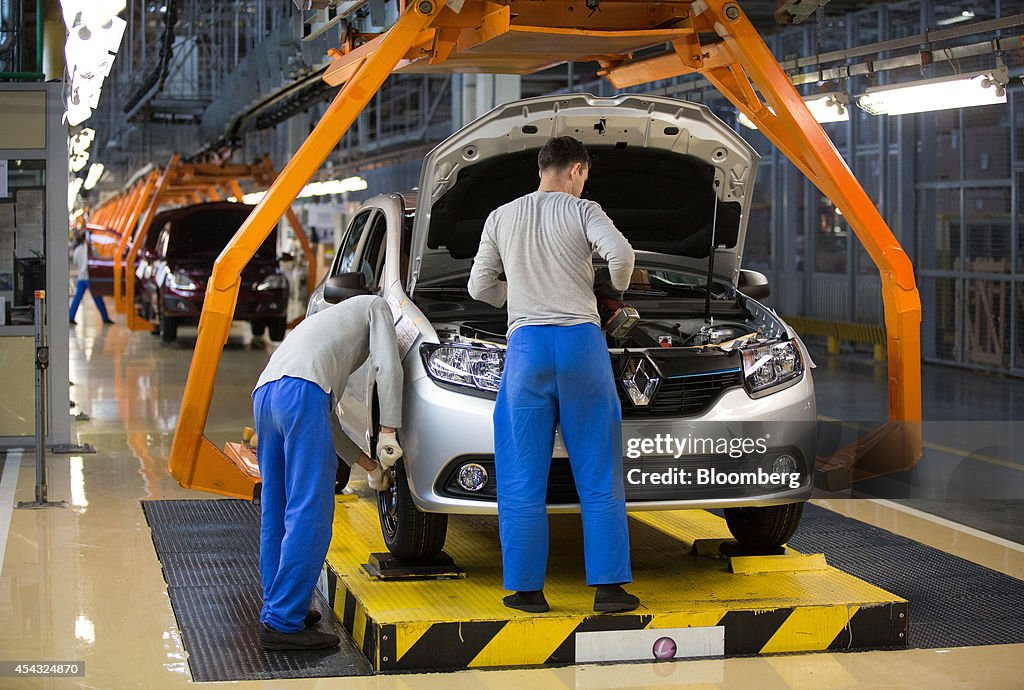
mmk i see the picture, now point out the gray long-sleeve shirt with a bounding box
[468,191,634,336]
[254,294,403,429]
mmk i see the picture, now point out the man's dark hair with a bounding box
[537,136,590,173]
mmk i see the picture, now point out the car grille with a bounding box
[617,369,744,418]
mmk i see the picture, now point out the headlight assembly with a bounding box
[256,274,287,291]
[167,270,199,291]
[421,343,505,393]
[740,340,803,396]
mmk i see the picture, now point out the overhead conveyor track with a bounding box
[168,0,922,499]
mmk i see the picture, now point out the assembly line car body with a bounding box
[307,94,817,560]
[135,201,289,343]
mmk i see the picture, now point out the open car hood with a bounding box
[409,94,758,292]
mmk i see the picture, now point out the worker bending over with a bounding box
[252,295,404,650]
[469,136,639,614]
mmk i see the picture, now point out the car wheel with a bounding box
[335,456,351,494]
[250,320,266,338]
[376,459,448,561]
[267,317,287,342]
[160,314,178,343]
[723,503,804,549]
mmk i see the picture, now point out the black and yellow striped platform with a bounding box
[319,492,907,672]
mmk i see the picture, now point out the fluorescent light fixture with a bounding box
[857,68,1008,116]
[69,177,85,211]
[83,163,105,190]
[64,100,93,127]
[69,128,95,156]
[61,0,126,30]
[936,10,975,27]
[61,1,125,125]
[69,149,90,173]
[299,177,369,197]
[802,92,849,123]
[236,177,369,205]
[737,92,849,130]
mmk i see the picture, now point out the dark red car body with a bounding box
[133,202,288,342]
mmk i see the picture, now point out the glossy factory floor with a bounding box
[0,307,1023,688]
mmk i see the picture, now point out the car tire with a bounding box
[723,503,804,549]
[250,320,266,338]
[376,459,448,561]
[335,457,351,494]
[160,315,178,343]
[267,318,287,342]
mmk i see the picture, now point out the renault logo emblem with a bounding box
[621,356,660,407]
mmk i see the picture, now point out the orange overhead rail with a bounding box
[111,157,318,332]
[169,0,922,499]
[112,173,158,313]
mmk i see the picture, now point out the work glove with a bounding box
[366,464,391,492]
[376,431,403,469]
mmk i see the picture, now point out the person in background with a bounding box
[69,231,114,326]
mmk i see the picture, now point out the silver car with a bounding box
[308,94,817,560]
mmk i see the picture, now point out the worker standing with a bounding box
[69,232,114,326]
[469,136,639,614]
[252,294,405,650]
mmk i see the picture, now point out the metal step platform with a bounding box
[320,494,908,673]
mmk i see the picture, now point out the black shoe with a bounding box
[102,319,115,325]
[259,623,339,651]
[69,320,77,326]
[304,609,321,626]
[594,584,640,613]
[503,590,549,613]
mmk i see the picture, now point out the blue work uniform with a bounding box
[468,190,636,591]
[252,295,402,632]
[69,242,111,323]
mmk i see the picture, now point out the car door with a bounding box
[306,207,375,317]
[335,208,389,453]
[85,225,119,296]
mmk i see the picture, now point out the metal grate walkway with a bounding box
[142,499,372,682]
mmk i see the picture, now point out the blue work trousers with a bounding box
[252,376,337,632]
[69,279,110,322]
[493,323,631,591]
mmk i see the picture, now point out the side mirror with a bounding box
[324,272,370,304]
[738,269,770,300]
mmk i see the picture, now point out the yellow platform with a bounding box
[321,488,908,672]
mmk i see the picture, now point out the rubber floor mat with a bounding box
[142,499,372,682]
[789,503,1024,649]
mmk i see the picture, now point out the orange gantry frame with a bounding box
[96,157,318,333]
[170,0,923,499]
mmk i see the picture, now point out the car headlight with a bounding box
[255,274,287,291]
[421,343,505,393]
[167,271,199,291]
[740,340,803,396]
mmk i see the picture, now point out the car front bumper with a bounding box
[400,370,817,515]
[161,287,287,320]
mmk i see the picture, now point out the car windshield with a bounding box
[166,206,276,258]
